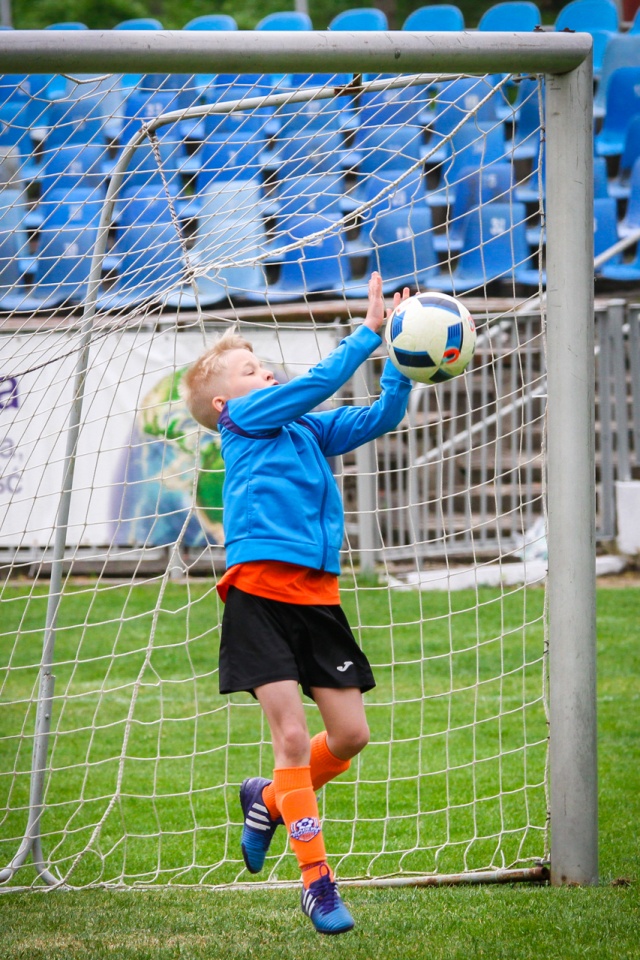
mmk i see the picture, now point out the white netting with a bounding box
[0,69,549,889]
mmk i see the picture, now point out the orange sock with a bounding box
[262,732,351,820]
[273,765,332,887]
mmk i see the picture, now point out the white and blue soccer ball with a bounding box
[385,292,477,384]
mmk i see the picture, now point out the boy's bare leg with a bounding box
[241,680,354,933]
[311,686,370,761]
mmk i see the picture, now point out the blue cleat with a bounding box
[301,865,355,935]
[239,776,282,874]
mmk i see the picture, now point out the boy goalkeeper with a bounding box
[182,272,411,935]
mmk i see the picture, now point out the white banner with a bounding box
[0,325,339,548]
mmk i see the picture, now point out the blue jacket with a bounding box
[218,324,412,574]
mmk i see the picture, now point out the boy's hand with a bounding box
[363,271,411,334]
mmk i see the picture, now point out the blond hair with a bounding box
[181,327,253,430]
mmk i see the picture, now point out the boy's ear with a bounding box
[212,396,226,414]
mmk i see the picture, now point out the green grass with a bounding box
[0,584,638,958]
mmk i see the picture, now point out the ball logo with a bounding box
[443,347,461,364]
[290,817,321,842]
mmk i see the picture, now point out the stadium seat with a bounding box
[356,81,431,131]
[402,5,465,30]
[114,19,165,92]
[594,67,640,157]
[344,204,447,297]
[477,1,541,31]
[618,157,640,237]
[183,15,238,99]
[96,188,186,311]
[328,8,388,30]
[26,142,108,229]
[345,124,425,182]
[590,29,616,80]
[433,161,515,253]
[554,0,619,33]
[272,85,351,140]
[256,12,313,29]
[506,77,543,161]
[428,122,508,208]
[593,34,640,119]
[0,188,101,312]
[346,168,427,252]
[630,7,640,32]
[266,172,347,221]
[433,200,540,293]
[425,76,501,163]
[264,128,347,187]
[168,179,268,308]
[189,128,269,200]
[608,115,640,199]
[593,196,621,259]
[266,213,349,301]
[0,188,35,306]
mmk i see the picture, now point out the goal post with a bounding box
[0,29,596,890]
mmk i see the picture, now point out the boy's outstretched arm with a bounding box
[224,273,409,434]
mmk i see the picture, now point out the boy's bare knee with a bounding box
[275,723,310,767]
[331,723,370,760]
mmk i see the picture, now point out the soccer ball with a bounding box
[385,292,477,384]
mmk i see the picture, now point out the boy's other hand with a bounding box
[363,272,411,334]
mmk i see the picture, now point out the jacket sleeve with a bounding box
[302,358,412,457]
[224,324,383,435]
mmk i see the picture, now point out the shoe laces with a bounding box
[309,865,339,914]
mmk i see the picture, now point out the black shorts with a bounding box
[219,586,376,700]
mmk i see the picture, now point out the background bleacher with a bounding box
[0,2,638,311]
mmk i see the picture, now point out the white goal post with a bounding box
[0,29,596,891]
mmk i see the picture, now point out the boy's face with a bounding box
[212,348,276,414]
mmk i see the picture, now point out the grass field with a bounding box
[0,582,638,958]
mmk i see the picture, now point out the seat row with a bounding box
[2,158,637,318]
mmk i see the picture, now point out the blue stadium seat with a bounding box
[593,35,640,119]
[328,8,388,30]
[593,196,620,260]
[196,76,279,142]
[590,29,616,80]
[264,128,347,186]
[506,77,543,161]
[267,172,347,221]
[345,124,425,182]
[0,188,35,306]
[433,161,514,253]
[403,5,465,30]
[183,15,238,100]
[424,77,501,164]
[346,169,427,252]
[608,115,640,199]
[431,200,539,294]
[97,189,186,311]
[256,12,312,29]
[344,204,447,298]
[357,82,431,131]
[630,7,640,32]
[192,128,269,199]
[169,180,268,308]
[266,214,349,301]
[477,1,541,31]
[114,19,165,92]
[594,67,640,157]
[428,122,508,208]
[26,142,108,228]
[555,0,619,33]
[618,157,640,237]
[0,188,101,311]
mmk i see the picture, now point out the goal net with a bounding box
[0,39,593,890]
